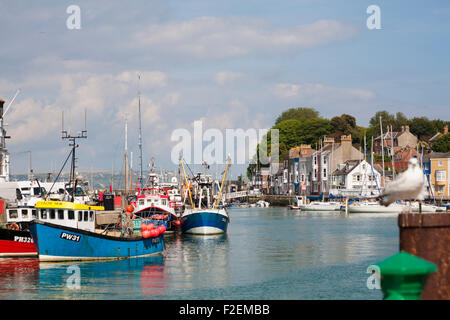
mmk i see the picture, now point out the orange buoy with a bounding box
[148,223,155,230]
[142,230,150,239]
[126,205,134,213]
[158,225,166,234]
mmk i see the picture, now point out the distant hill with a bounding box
[10,170,180,190]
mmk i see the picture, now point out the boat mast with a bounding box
[390,125,395,180]
[379,116,385,188]
[124,117,128,197]
[214,156,231,209]
[180,158,195,209]
[137,74,143,188]
[61,109,87,202]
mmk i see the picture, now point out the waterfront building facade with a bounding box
[329,159,382,197]
[423,152,450,198]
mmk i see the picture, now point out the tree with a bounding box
[330,114,356,135]
[275,107,319,125]
[409,117,435,139]
[432,134,450,153]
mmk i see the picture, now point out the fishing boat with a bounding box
[29,200,164,261]
[27,118,164,262]
[179,159,230,235]
[130,163,181,231]
[299,201,341,211]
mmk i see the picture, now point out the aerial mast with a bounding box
[137,74,143,188]
[61,109,88,202]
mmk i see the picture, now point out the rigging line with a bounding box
[45,148,74,199]
[183,159,195,179]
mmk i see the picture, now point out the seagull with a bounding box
[378,157,425,207]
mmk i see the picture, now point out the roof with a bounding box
[35,200,104,211]
[333,159,383,176]
[423,151,450,160]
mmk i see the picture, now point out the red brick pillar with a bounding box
[398,213,450,300]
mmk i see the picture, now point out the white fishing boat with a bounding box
[299,201,341,211]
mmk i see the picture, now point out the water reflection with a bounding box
[0,258,39,299]
[163,233,230,291]
[37,255,165,299]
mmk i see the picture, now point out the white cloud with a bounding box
[213,71,244,86]
[273,82,375,102]
[134,17,357,59]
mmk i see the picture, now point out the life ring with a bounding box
[9,223,19,231]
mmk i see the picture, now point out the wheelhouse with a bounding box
[35,201,104,232]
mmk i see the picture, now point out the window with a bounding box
[49,209,56,219]
[89,211,94,221]
[40,209,47,219]
[84,211,88,221]
[32,209,37,218]
[139,199,144,206]
[9,210,18,219]
[323,169,327,178]
[68,210,75,220]
[314,157,317,165]
[58,210,64,220]
[438,185,444,193]
[21,209,28,219]
[78,211,83,221]
[436,170,446,182]
[314,169,317,178]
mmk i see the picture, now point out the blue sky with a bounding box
[0,0,449,178]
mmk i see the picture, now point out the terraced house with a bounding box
[423,152,450,198]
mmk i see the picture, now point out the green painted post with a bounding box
[372,251,437,300]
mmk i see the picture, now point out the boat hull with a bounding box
[347,204,405,214]
[29,221,164,262]
[181,209,229,235]
[0,228,37,257]
[299,205,340,211]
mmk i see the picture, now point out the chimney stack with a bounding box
[323,137,334,147]
[340,135,352,144]
[444,125,448,135]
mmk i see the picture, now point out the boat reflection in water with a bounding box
[37,255,166,299]
[0,258,39,299]
[164,233,230,292]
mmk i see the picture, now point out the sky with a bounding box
[1,0,449,178]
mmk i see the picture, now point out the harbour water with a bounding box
[0,207,398,300]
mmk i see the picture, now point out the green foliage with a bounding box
[432,133,450,153]
[275,107,319,125]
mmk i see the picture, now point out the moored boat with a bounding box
[29,200,164,261]
[179,159,230,235]
[181,208,229,235]
[299,201,341,211]
[347,201,405,214]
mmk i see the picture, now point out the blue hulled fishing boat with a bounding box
[179,159,230,235]
[29,201,164,262]
[28,120,164,262]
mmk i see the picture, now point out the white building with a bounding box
[330,159,382,197]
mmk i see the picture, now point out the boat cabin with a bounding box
[6,207,38,223]
[34,201,104,232]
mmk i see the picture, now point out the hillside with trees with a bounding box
[247,107,450,178]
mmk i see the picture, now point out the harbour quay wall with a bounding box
[248,195,292,207]
[398,213,450,300]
